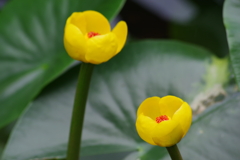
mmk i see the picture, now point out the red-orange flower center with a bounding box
[156,115,169,123]
[88,31,101,38]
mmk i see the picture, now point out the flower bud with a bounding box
[136,96,192,147]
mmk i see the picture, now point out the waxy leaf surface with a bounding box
[2,40,229,160]
[224,0,240,88]
[0,0,125,128]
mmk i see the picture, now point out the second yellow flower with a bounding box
[136,96,192,147]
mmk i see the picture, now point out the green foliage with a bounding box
[224,0,240,88]
[2,41,229,160]
[0,0,240,159]
[0,0,125,128]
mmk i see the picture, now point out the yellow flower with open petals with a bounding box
[136,96,192,147]
[63,10,128,64]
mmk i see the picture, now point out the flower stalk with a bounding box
[166,144,183,160]
[66,63,94,160]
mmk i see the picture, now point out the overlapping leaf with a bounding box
[2,40,229,160]
[224,0,240,88]
[0,0,125,128]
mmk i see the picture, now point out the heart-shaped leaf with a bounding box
[2,40,229,160]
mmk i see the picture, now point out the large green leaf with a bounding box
[2,40,229,160]
[224,0,240,88]
[0,0,125,128]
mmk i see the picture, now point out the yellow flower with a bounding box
[136,96,192,147]
[63,10,128,64]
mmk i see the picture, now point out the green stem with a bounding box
[166,144,183,160]
[66,63,94,160]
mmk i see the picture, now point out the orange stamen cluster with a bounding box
[88,31,100,38]
[156,115,169,123]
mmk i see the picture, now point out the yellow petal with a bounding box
[83,10,111,35]
[172,102,192,137]
[152,120,184,147]
[85,32,118,64]
[64,24,87,62]
[136,114,158,145]
[112,21,128,53]
[159,95,184,118]
[137,97,161,120]
[68,12,87,35]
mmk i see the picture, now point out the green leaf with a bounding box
[188,93,240,160]
[0,0,125,128]
[2,40,229,160]
[223,0,240,88]
[0,123,14,158]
